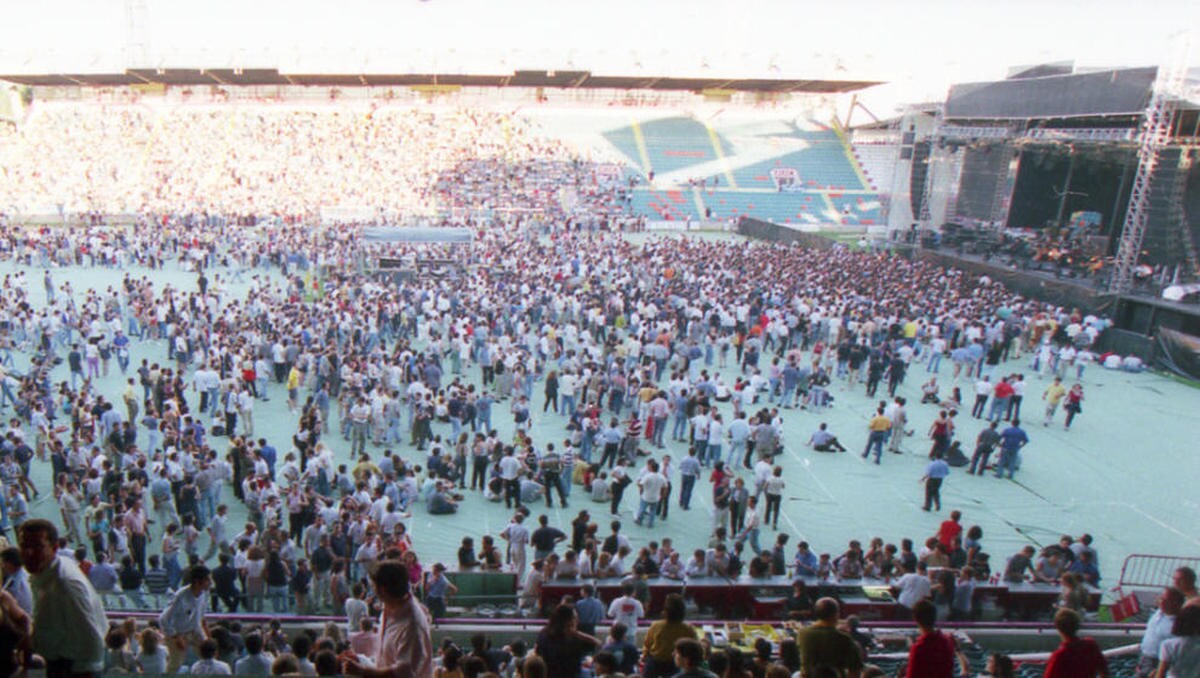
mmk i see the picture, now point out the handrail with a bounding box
[100,610,1147,632]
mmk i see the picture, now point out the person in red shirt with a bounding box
[1044,608,1109,678]
[905,599,967,678]
[937,510,963,550]
[989,377,1015,422]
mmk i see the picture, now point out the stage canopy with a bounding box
[945,67,1157,120]
[361,227,473,244]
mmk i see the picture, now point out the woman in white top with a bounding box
[1156,605,1200,677]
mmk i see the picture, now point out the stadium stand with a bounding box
[851,141,899,192]
[592,114,884,226]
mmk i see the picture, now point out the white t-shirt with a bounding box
[498,456,522,480]
[1159,636,1200,677]
[896,572,932,608]
[764,476,786,495]
[639,472,667,503]
[607,595,644,630]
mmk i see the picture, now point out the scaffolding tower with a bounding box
[916,108,943,233]
[1109,46,1191,293]
[1170,151,1199,275]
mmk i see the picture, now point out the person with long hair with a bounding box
[642,593,698,678]
[533,603,598,677]
[986,653,1015,678]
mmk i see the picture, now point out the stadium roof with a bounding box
[0,68,877,93]
[0,0,1196,110]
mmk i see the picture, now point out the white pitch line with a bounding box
[787,448,838,503]
[1126,503,1200,548]
[779,503,806,543]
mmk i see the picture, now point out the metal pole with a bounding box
[1109,157,1132,237]
[1054,150,1076,229]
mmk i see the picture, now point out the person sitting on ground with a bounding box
[427,481,459,515]
[921,378,940,404]
[590,472,611,503]
[807,423,846,453]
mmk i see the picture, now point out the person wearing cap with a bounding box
[159,563,213,672]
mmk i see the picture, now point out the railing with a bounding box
[939,125,1014,140]
[1025,127,1139,143]
[1116,553,1200,592]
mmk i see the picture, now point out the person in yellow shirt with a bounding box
[862,408,892,464]
[286,364,303,412]
[1042,376,1066,426]
[641,594,698,677]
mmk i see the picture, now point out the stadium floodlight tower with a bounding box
[1109,39,1191,294]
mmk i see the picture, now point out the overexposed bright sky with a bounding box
[1,0,1197,111]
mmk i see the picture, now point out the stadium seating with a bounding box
[601,115,881,226]
[630,187,702,222]
[851,142,899,192]
[602,116,727,178]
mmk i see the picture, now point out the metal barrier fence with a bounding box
[1116,553,1200,592]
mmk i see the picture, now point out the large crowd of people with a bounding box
[0,100,1181,678]
[0,103,634,221]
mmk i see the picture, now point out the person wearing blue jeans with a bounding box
[862,430,887,463]
[671,393,689,441]
[861,408,891,464]
[677,450,701,510]
[736,496,763,555]
[995,420,1029,479]
[633,460,667,529]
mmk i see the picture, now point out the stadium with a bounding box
[0,1,1199,677]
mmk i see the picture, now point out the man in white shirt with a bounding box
[160,565,213,672]
[194,365,221,416]
[1136,587,1183,676]
[895,562,933,610]
[607,581,645,638]
[971,376,993,419]
[752,458,773,499]
[633,460,667,529]
[689,408,710,466]
[500,513,530,579]
[20,519,108,677]
[498,450,524,509]
[705,414,724,469]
